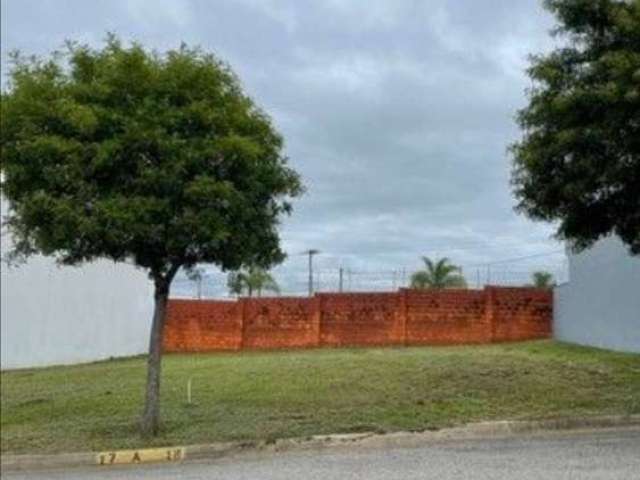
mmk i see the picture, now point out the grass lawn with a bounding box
[2,340,639,454]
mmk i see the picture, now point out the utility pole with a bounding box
[304,249,320,297]
[339,267,344,293]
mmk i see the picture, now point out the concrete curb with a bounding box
[3,415,640,472]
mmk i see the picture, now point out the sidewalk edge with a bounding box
[3,415,639,472]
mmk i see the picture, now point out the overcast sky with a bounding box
[1,0,567,294]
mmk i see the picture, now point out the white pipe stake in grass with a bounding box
[187,377,192,404]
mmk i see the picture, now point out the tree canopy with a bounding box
[511,0,640,254]
[0,36,302,434]
[1,36,302,275]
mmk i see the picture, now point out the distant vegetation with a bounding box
[530,271,555,289]
[185,267,206,299]
[410,257,467,289]
[227,267,280,297]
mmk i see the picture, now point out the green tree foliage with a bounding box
[0,36,302,434]
[410,257,467,289]
[227,266,280,297]
[511,0,640,254]
[530,270,556,289]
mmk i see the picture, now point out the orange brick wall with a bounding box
[491,287,552,341]
[163,287,552,352]
[243,297,319,349]
[164,299,242,351]
[318,293,405,347]
[405,289,491,344]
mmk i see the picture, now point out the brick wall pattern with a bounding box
[163,287,552,352]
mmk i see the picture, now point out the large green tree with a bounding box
[0,37,302,434]
[410,257,467,289]
[511,0,640,254]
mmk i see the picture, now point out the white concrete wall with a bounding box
[1,198,154,369]
[554,236,640,353]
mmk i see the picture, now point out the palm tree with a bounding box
[410,257,467,289]
[185,266,205,299]
[530,271,555,289]
[227,266,280,297]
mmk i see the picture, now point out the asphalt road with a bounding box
[4,429,640,480]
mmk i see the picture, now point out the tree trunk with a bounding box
[141,278,170,436]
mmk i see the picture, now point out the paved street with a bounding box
[4,428,640,480]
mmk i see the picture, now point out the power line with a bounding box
[465,250,565,267]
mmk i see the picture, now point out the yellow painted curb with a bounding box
[3,415,639,472]
[96,446,185,466]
